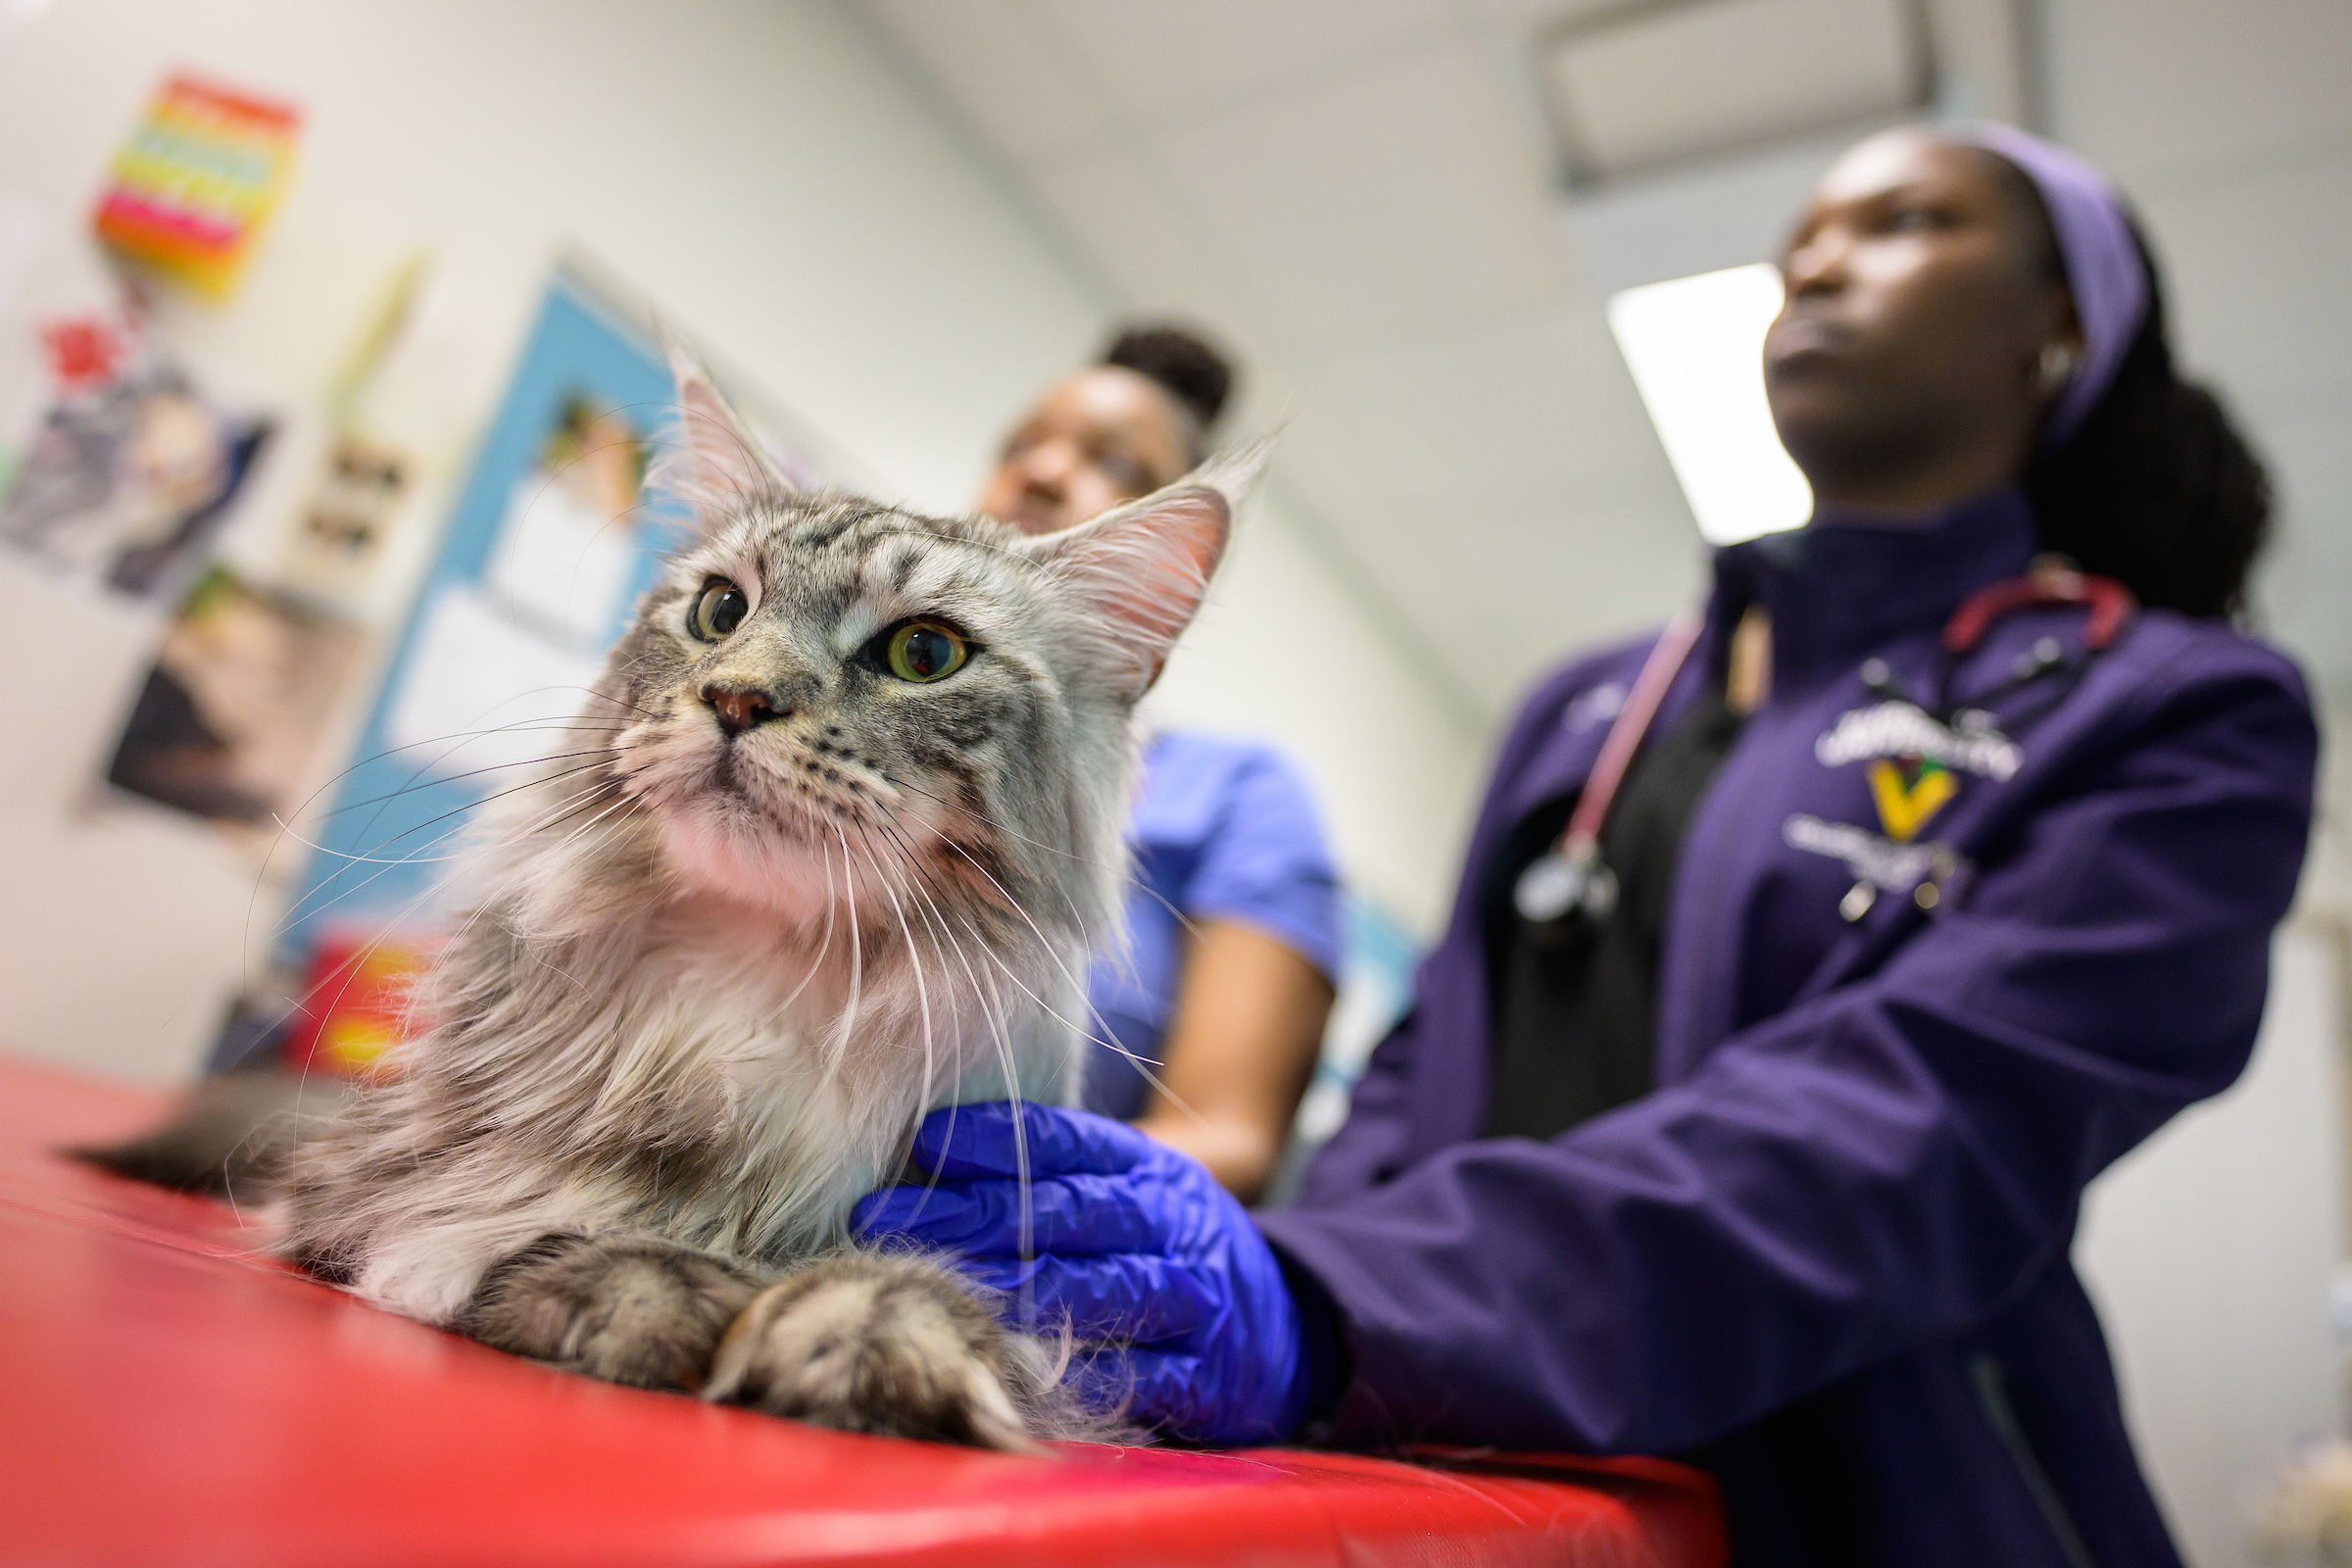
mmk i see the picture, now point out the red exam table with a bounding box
[0,1055,1725,1567]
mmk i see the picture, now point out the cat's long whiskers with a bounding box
[321,757,627,867]
[515,789,644,885]
[922,858,1203,1134]
[267,711,635,845]
[928,835,1191,1111]
[303,736,638,825]
[868,808,1182,1124]
[882,837,984,1120]
[283,747,630,899]
[895,856,1062,1326]
[266,759,628,934]
[850,823,1046,1292]
[262,770,597,948]
[885,769,1206,948]
[262,753,657,1045]
[264,817,475,943]
[876,838,1010,1224]
[327,698,643,889]
[239,710,638,999]
[828,826,866,1079]
[547,767,678,868]
[518,777,640,843]
[855,822,940,1124]
[929,902,1049,1315]
[873,774,1196,1059]
[268,753,640,866]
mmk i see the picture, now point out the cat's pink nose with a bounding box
[702,683,783,738]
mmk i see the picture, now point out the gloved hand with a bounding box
[852,1101,1311,1446]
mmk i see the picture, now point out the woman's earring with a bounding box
[2037,341,2080,394]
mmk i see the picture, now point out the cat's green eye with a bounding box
[692,579,749,641]
[885,619,969,683]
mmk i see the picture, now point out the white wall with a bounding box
[1149,491,1482,932]
[2073,695,2352,1566]
[2077,924,2349,1567]
[0,0,1480,1083]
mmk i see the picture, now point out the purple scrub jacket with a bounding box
[1257,491,2317,1566]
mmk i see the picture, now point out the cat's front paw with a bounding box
[703,1252,1039,1452]
[464,1232,764,1392]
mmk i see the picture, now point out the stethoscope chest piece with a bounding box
[1515,840,1618,925]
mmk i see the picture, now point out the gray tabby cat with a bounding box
[239,357,1245,1449]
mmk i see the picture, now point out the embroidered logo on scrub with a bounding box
[1815,701,2023,780]
[1784,813,1967,920]
[1817,700,2021,843]
[1865,759,1955,842]
[1784,814,1946,894]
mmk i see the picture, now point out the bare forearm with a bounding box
[1133,919,1333,1205]
[1134,1107,1283,1204]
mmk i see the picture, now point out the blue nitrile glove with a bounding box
[852,1102,1311,1446]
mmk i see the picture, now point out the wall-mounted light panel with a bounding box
[1606,262,1811,545]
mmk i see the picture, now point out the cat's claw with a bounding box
[464,1232,763,1392]
[704,1252,1039,1453]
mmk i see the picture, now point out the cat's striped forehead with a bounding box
[657,491,1047,640]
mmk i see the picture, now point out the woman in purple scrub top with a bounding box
[974,325,1342,1204]
[865,126,2316,1566]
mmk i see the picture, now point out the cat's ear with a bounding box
[1022,435,1269,700]
[658,343,792,528]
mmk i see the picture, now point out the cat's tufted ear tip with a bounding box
[1022,459,1241,703]
[663,336,717,402]
[1182,429,1279,521]
[655,338,793,525]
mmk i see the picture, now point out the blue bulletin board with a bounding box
[272,270,686,965]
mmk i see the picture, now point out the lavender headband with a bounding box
[1953,122,2149,445]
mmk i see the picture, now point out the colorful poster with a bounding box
[93,74,300,301]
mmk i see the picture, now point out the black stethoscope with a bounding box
[1511,561,2135,927]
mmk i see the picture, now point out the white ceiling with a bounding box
[861,0,2352,718]
[1544,0,1921,179]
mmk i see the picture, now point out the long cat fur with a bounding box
[90,354,1258,1451]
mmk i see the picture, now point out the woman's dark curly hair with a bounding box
[1102,324,1237,463]
[2011,212,2272,620]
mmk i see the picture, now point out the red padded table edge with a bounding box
[0,1054,1725,1568]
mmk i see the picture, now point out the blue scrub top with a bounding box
[1080,731,1344,1121]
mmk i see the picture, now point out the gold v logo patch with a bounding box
[1867,758,1957,843]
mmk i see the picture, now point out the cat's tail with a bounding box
[72,1065,349,1203]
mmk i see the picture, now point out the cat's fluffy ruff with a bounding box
[278,358,1259,1446]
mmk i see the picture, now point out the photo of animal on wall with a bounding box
[101,565,362,845]
[0,311,271,603]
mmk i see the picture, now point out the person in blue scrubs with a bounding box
[866,128,2317,1564]
[975,325,1343,1201]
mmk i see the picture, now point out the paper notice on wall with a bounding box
[483,471,635,646]
[385,584,607,782]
